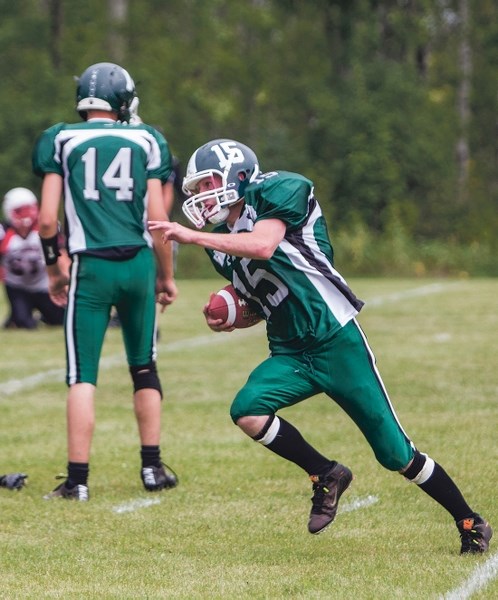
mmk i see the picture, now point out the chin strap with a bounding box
[206,206,230,225]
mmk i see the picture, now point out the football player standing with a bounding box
[32,63,179,500]
[149,138,492,554]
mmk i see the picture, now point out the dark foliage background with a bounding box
[1,0,497,275]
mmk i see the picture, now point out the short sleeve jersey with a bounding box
[0,227,48,291]
[32,120,171,255]
[206,171,364,353]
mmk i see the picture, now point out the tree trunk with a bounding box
[456,0,471,204]
[108,0,128,64]
[48,0,63,70]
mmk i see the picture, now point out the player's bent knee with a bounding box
[230,406,241,423]
[129,363,162,397]
[236,415,258,429]
[230,388,269,423]
[235,415,276,441]
[374,448,414,472]
[251,415,279,445]
[230,396,252,423]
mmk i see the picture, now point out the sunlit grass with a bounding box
[0,278,496,599]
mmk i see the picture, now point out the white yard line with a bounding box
[364,281,460,308]
[112,497,162,514]
[441,553,498,600]
[338,493,498,600]
[338,495,379,513]
[0,281,462,397]
[0,329,255,397]
[111,493,379,516]
[1,368,66,396]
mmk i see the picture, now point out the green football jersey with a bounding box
[32,119,171,255]
[206,170,364,353]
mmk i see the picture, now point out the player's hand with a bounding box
[48,272,70,307]
[156,276,178,312]
[148,221,196,245]
[202,295,235,332]
[0,473,28,490]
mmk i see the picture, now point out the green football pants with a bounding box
[230,318,415,471]
[65,248,158,386]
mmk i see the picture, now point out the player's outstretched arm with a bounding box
[149,218,286,260]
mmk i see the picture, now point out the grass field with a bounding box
[0,277,496,599]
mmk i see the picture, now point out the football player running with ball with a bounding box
[32,63,179,500]
[149,138,492,554]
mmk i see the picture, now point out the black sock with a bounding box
[418,462,474,522]
[141,445,162,468]
[261,417,333,476]
[67,462,89,488]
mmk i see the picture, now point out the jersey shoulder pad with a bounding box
[246,171,313,228]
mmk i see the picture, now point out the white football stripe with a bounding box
[216,288,236,326]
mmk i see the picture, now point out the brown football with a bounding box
[207,284,262,328]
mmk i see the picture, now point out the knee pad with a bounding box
[402,450,435,484]
[129,363,162,398]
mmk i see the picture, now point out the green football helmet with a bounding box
[76,62,136,122]
[182,139,260,228]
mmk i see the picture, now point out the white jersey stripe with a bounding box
[281,236,359,326]
[66,254,79,385]
[279,204,359,326]
[351,317,414,445]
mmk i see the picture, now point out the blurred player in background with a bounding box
[1,187,67,329]
[149,138,492,555]
[32,62,178,501]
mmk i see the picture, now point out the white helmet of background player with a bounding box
[3,187,38,230]
[182,139,260,228]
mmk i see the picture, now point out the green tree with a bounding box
[0,0,496,273]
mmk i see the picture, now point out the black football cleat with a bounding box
[457,515,493,554]
[44,478,89,501]
[141,463,178,492]
[308,462,353,534]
